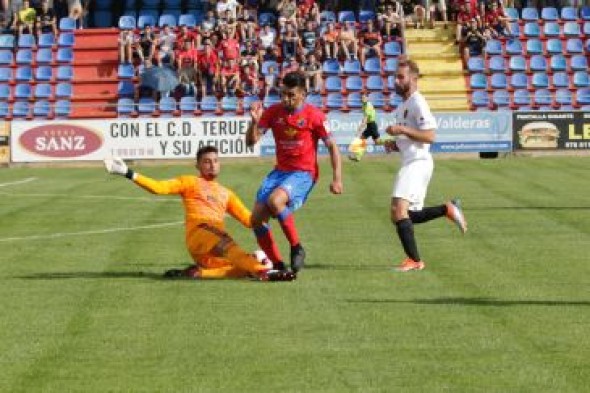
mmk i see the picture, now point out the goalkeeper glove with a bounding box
[104,156,136,180]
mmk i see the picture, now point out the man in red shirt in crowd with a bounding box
[176,24,198,49]
[175,40,198,71]
[219,30,240,61]
[484,1,511,37]
[455,2,477,44]
[245,71,343,274]
[220,58,240,95]
[197,39,219,97]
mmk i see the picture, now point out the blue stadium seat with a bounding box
[543,22,560,37]
[359,10,376,23]
[513,89,531,107]
[571,55,588,71]
[566,38,583,54]
[34,83,52,99]
[510,73,528,89]
[343,59,361,74]
[323,59,340,75]
[552,72,570,88]
[137,13,157,28]
[563,21,580,37]
[56,82,72,98]
[0,84,9,99]
[490,73,507,89]
[118,15,136,30]
[261,61,279,76]
[320,11,337,23]
[523,22,540,38]
[583,21,590,35]
[470,73,487,89]
[12,101,30,117]
[345,75,363,91]
[509,22,521,38]
[550,54,567,71]
[534,89,552,106]
[18,34,36,48]
[561,7,578,21]
[118,81,134,97]
[117,98,135,116]
[492,90,510,108]
[326,92,344,110]
[363,58,381,74]
[347,92,362,110]
[338,10,356,23]
[325,76,342,92]
[529,55,547,72]
[573,71,590,88]
[57,65,73,81]
[383,41,401,57]
[14,84,32,99]
[16,49,33,65]
[506,39,523,55]
[485,39,503,55]
[38,33,55,48]
[509,55,526,72]
[138,97,156,115]
[471,90,489,108]
[142,0,160,8]
[54,99,71,117]
[576,88,590,105]
[555,89,573,106]
[546,38,562,54]
[384,58,398,73]
[489,56,506,73]
[305,93,323,108]
[36,66,53,81]
[541,7,559,20]
[366,75,384,91]
[467,56,484,73]
[158,97,176,116]
[159,14,178,27]
[0,34,14,49]
[526,38,543,55]
[368,92,385,108]
[582,6,590,21]
[178,14,196,27]
[190,10,204,25]
[0,67,11,82]
[118,63,134,79]
[390,94,403,109]
[56,48,73,63]
[258,12,277,26]
[122,10,137,19]
[263,93,280,108]
[221,96,238,112]
[15,66,32,81]
[200,95,218,112]
[531,72,549,88]
[58,32,75,47]
[504,7,519,20]
[36,48,53,64]
[0,101,9,117]
[521,7,538,21]
[242,95,259,111]
[33,100,51,117]
[95,0,114,10]
[179,96,196,113]
[93,11,112,27]
[59,17,76,31]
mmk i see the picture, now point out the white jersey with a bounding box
[393,91,437,164]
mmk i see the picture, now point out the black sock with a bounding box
[395,219,420,262]
[409,205,447,224]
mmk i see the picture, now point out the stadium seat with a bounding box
[59,17,76,31]
[526,39,543,55]
[563,22,580,37]
[359,10,376,24]
[550,54,567,72]
[200,95,218,112]
[485,39,503,55]
[320,11,337,23]
[36,48,53,64]
[523,22,540,38]
[555,89,573,106]
[33,100,51,117]
[326,92,344,110]
[582,6,590,20]
[0,101,8,117]
[541,7,559,21]
[543,22,560,37]
[510,73,528,89]
[18,34,35,48]
[566,38,583,54]
[0,34,14,49]
[58,33,75,47]
[467,57,484,73]
[96,0,114,9]
[470,73,487,89]
[15,66,32,81]
[490,73,507,89]
[509,56,526,72]
[261,61,279,76]
[0,84,9,99]
[241,95,259,111]
[533,89,553,106]
[122,9,136,19]
[38,33,55,48]
[338,10,356,23]
[93,11,112,27]
[137,13,157,29]
[345,75,363,92]
[141,0,160,8]
[118,15,136,30]
[323,59,340,75]
[56,82,72,98]
[118,81,134,97]
[14,84,32,99]
[546,38,562,54]
[583,21,590,36]
[383,41,401,57]
[56,65,73,81]
[0,67,11,82]
[12,101,30,117]
[366,75,384,91]
[363,58,381,74]
[529,55,547,72]
[531,72,549,88]
[390,94,403,109]
[305,93,323,108]
[347,92,362,110]
[35,66,53,81]
[570,55,588,71]
[179,96,196,113]
[489,56,506,73]
[159,14,178,27]
[513,89,531,107]
[576,88,590,105]
[16,49,33,65]
[221,96,238,112]
[573,71,590,88]
[492,90,510,108]
[552,72,570,88]
[118,63,135,79]
[325,76,342,92]
[263,93,280,108]
[508,22,521,38]
[117,98,135,116]
[343,59,361,74]
[54,99,71,117]
[56,48,73,63]
[471,90,489,108]
[521,7,538,21]
[383,58,398,73]
[561,7,578,21]
[258,12,277,26]
[178,14,196,27]
[368,92,386,108]
[506,39,523,55]
[190,10,204,25]
[138,97,156,115]
[504,7,519,20]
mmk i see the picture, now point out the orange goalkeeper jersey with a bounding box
[134,174,252,238]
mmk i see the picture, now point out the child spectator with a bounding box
[360,20,382,67]
[118,29,134,64]
[264,64,279,96]
[36,0,57,37]
[158,24,176,65]
[137,24,157,63]
[461,18,486,64]
[16,0,36,36]
[338,21,359,60]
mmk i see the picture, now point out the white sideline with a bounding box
[0,221,183,243]
[0,191,177,203]
[0,177,37,188]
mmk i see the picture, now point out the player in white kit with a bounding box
[384,58,468,272]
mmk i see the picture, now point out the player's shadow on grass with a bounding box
[347,297,590,307]
[15,271,165,281]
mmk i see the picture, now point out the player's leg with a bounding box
[391,197,424,271]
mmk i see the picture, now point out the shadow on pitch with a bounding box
[15,271,165,281]
[346,297,590,307]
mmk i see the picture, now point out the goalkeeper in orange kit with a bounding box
[104,145,295,282]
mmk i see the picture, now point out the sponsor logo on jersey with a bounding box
[284,127,298,138]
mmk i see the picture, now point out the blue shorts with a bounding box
[256,169,315,211]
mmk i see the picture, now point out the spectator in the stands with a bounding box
[264,64,278,96]
[429,0,448,29]
[136,24,156,64]
[258,24,277,59]
[67,0,86,29]
[219,58,240,95]
[197,39,219,97]
[201,10,217,46]
[36,0,57,37]
[401,0,426,29]
[175,39,198,71]
[241,40,259,71]
[219,29,240,61]
[138,59,158,100]
[378,2,403,40]
[118,28,134,64]
[297,0,320,27]
[176,24,198,49]
[15,0,36,36]
[302,52,322,93]
[157,24,176,65]
[238,7,257,42]
[262,45,280,62]
[461,18,486,64]
[360,20,382,67]
[322,22,339,60]
[278,0,298,27]
[216,0,241,20]
[300,19,319,57]
[281,23,301,60]
[484,1,511,37]
[338,21,359,60]
[240,62,259,95]
[280,56,301,81]
[177,66,197,97]
[455,2,472,44]
[0,9,13,34]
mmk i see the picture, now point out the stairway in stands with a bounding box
[70,28,119,119]
[404,23,469,112]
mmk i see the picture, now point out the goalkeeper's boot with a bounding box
[395,258,425,272]
[290,244,306,273]
[163,265,198,279]
[259,269,297,282]
[446,199,467,234]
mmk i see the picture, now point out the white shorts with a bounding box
[392,158,433,211]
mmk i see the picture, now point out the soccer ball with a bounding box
[254,249,273,270]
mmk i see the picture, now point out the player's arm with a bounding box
[104,157,183,195]
[323,137,343,194]
[386,124,435,143]
[245,102,268,147]
[226,190,253,228]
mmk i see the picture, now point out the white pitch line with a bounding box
[0,177,37,188]
[0,191,178,203]
[0,221,183,243]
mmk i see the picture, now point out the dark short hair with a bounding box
[197,145,219,161]
[282,71,306,90]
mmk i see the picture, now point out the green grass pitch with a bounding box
[1,155,589,392]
